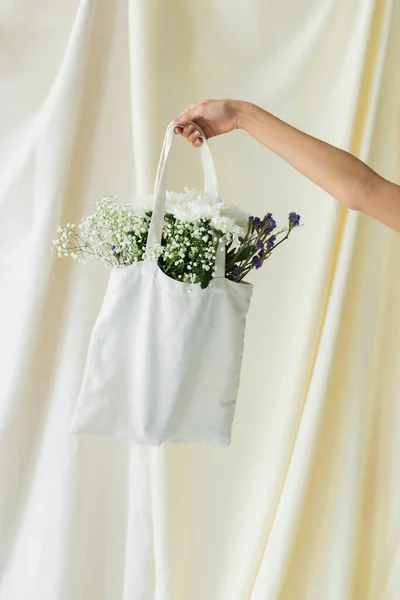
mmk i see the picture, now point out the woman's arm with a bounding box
[174,100,400,232]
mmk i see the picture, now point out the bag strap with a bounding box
[152,122,220,201]
[147,122,225,278]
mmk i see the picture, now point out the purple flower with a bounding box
[232,266,240,279]
[253,217,261,228]
[289,212,301,227]
[263,214,277,234]
[256,239,264,249]
[252,255,264,269]
[111,245,116,252]
[248,216,254,223]
[267,235,276,249]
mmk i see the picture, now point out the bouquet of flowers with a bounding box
[53,189,301,288]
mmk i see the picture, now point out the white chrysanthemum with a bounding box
[131,194,154,215]
[132,188,248,229]
[221,203,249,229]
[166,188,221,216]
[211,215,236,234]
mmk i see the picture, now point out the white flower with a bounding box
[132,188,248,226]
[221,203,248,229]
[53,188,251,288]
[144,244,163,262]
[131,194,154,215]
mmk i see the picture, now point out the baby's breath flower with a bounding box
[143,244,163,262]
[52,188,300,288]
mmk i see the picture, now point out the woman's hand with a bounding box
[173,100,244,146]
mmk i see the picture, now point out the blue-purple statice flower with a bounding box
[232,266,240,279]
[225,210,302,283]
[252,255,263,269]
[264,213,277,234]
[289,212,301,228]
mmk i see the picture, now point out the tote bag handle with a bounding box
[146,122,225,278]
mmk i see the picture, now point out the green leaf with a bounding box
[233,245,255,263]
[200,272,213,289]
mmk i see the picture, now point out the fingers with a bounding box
[174,123,203,147]
[173,105,200,126]
[173,102,210,146]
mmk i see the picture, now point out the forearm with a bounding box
[175,98,400,232]
[237,102,376,211]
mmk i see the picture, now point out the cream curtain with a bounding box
[1,1,399,598]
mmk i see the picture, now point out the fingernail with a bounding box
[193,131,200,138]
[187,124,195,134]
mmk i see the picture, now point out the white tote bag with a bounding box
[72,123,253,445]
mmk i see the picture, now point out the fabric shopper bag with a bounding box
[71,123,253,445]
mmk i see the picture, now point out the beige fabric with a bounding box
[1,1,399,598]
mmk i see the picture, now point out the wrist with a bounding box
[235,101,257,131]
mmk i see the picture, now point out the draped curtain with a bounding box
[0,1,399,598]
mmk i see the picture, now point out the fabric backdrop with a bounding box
[1,1,399,599]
